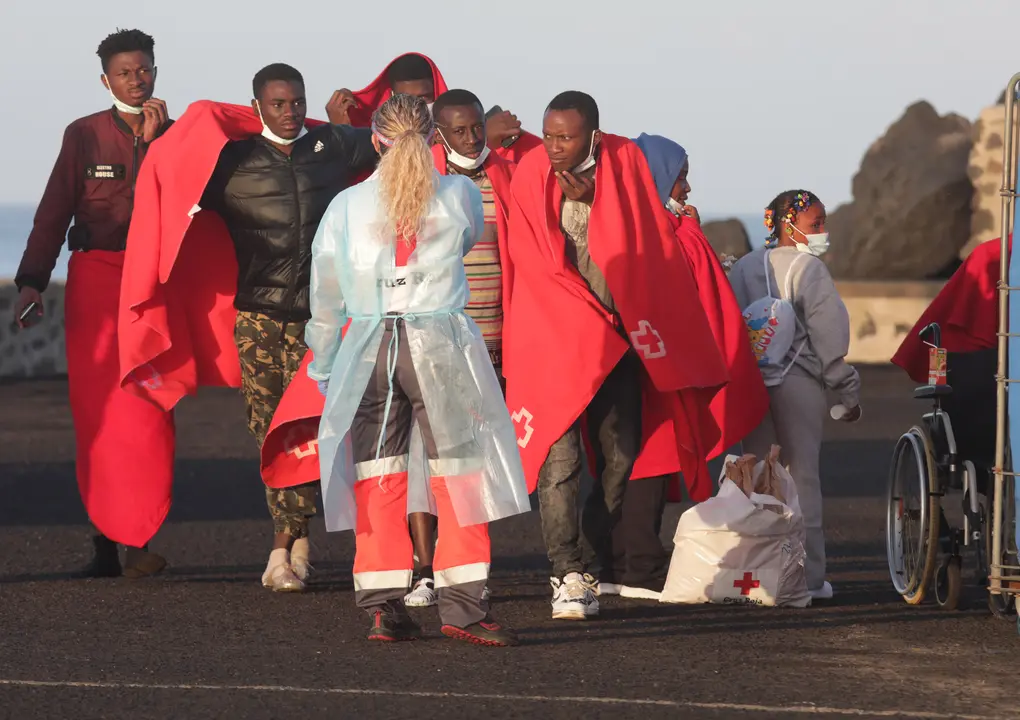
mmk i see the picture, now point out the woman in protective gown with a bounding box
[305,93,530,646]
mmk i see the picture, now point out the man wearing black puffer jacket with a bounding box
[200,62,376,593]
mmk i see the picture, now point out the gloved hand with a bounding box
[317,380,329,397]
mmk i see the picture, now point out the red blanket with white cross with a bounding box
[503,134,729,501]
[118,100,327,490]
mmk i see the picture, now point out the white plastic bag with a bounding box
[660,450,811,608]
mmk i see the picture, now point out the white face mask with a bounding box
[437,128,490,171]
[665,197,685,217]
[790,223,830,257]
[102,69,157,116]
[572,131,598,174]
[255,100,307,146]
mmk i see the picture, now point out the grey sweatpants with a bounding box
[743,372,827,591]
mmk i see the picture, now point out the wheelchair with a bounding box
[885,323,1003,611]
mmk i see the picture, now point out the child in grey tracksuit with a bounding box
[728,189,861,601]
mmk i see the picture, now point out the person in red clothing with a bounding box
[323,52,539,162]
[325,53,443,129]
[591,133,769,600]
[12,28,173,578]
[504,91,728,620]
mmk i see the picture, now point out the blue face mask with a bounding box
[790,224,830,257]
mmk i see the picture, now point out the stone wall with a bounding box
[0,281,67,378]
[0,279,946,378]
[965,101,1017,258]
[836,280,945,365]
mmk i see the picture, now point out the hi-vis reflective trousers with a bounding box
[350,323,490,628]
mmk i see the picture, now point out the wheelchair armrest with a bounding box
[914,384,953,400]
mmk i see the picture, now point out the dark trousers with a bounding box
[351,321,489,630]
[538,352,643,579]
[607,475,671,588]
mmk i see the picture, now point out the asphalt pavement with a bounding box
[0,367,1017,720]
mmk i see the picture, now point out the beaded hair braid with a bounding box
[763,190,819,248]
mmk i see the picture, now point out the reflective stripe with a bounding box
[428,457,483,477]
[433,562,490,589]
[353,569,413,592]
[355,456,408,481]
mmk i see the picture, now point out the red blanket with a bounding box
[672,214,769,456]
[119,100,326,489]
[349,53,449,128]
[503,134,729,500]
[891,236,1011,383]
[494,130,544,165]
[68,250,176,547]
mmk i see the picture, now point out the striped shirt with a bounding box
[458,169,503,363]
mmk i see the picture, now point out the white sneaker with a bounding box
[810,581,834,601]
[404,578,438,608]
[550,572,599,620]
[621,585,662,601]
[261,549,305,593]
[291,538,312,582]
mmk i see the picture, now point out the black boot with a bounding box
[123,544,167,579]
[441,615,520,647]
[82,535,122,578]
[367,602,422,642]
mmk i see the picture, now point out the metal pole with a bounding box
[991,72,1020,599]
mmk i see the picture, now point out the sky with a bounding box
[2,0,1019,217]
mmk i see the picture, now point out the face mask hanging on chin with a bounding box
[102,71,152,116]
[255,100,307,146]
[572,131,598,174]
[437,128,490,171]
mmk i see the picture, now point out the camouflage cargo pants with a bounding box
[235,311,319,539]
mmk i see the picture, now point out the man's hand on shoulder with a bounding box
[486,110,522,149]
[326,89,359,126]
[142,98,169,143]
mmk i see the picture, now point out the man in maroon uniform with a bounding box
[13,29,174,577]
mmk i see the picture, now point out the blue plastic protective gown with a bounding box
[305,171,531,533]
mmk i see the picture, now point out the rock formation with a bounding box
[702,219,752,259]
[824,101,974,280]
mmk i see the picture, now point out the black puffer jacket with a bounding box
[202,123,376,321]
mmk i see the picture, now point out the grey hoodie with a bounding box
[729,246,861,409]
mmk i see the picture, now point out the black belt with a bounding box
[67,225,127,252]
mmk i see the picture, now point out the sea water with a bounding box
[0,203,766,282]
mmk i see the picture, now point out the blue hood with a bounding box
[631,133,688,206]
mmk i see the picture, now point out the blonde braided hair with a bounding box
[371,93,438,244]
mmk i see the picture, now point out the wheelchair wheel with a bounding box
[886,426,940,604]
[935,556,963,610]
[986,476,1017,618]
